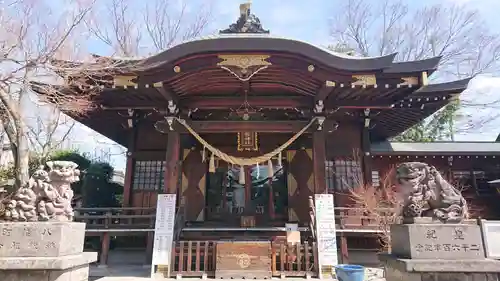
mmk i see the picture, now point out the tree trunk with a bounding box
[14,127,29,188]
[14,89,30,188]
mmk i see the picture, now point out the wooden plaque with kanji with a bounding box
[237,132,258,151]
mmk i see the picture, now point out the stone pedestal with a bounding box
[380,221,500,281]
[380,254,500,281]
[391,221,485,259]
[0,222,97,281]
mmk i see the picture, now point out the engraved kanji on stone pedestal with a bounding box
[380,162,500,281]
[0,161,97,281]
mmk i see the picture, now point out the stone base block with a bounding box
[380,253,500,281]
[0,222,85,257]
[390,223,485,259]
[0,264,90,281]
[0,252,97,281]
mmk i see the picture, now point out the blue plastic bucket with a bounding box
[335,264,365,281]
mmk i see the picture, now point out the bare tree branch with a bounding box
[0,0,122,189]
[330,0,500,139]
[87,0,214,56]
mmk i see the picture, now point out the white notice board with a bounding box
[480,220,500,259]
[151,194,177,276]
[314,194,338,270]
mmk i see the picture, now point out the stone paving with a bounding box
[89,250,386,281]
[90,266,385,281]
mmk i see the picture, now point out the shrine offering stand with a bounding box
[215,240,271,279]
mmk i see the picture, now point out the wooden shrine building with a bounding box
[32,2,500,277]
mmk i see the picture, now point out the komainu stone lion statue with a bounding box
[0,161,80,222]
[396,162,469,223]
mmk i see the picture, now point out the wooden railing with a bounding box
[75,206,396,232]
[74,207,156,231]
[75,206,393,267]
[272,242,318,277]
[170,241,318,278]
[171,241,216,278]
[336,207,395,230]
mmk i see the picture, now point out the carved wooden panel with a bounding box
[181,148,207,221]
[287,149,314,222]
[215,241,271,279]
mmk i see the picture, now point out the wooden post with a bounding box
[361,119,372,186]
[99,211,113,267]
[245,166,252,212]
[122,124,138,207]
[164,132,180,194]
[312,132,327,194]
[268,177,275,219]
[339,233,349,264]
[99,232,111,267]
[145,231,154,264]
[339,220,349,264]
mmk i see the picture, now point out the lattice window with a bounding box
[132,160,165,191]
[452,170,486,179]
[325,159,362,192]
[453,171,470,180]
[473,171,486,179]
[371,170,380,187]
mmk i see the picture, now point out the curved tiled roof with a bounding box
[135,36,398,72]
[79,35,442,75]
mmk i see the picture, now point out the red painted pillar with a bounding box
[313,131,327,194]
[164,132,180,194]
[122,125,137,207]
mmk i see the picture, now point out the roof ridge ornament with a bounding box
[220,1,270,34]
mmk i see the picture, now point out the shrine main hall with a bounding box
[33,2,500,277]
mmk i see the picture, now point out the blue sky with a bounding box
[72,0,500,171]
[210,0,500,45]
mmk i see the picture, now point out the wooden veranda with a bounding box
[75,206,390,272]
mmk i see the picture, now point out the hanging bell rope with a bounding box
[209,152,215,173]
[239,166,245,184]
[176,117,318,166]
[267,159,273,179]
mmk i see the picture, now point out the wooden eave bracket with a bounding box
[113,75,137,87]
[351,74,377,86]
[421,71,429,85]
[397,77,419,87]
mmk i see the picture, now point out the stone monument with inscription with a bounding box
[379,162,500,281]
[0,161,97,281]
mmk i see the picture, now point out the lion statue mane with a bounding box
[396,162,469,223]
